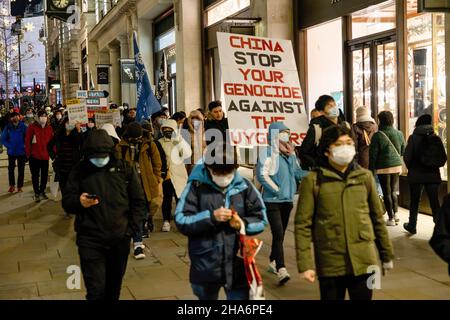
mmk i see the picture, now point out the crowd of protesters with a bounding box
[2,94,450,302]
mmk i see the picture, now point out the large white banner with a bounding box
[217,32,308,147]
[95,110,121,128]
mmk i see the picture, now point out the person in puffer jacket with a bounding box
[175,143,268,300]
[256,121,307,285]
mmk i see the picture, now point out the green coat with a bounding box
[294,166,394,277]
[369,126,405,171]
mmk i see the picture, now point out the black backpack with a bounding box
[419,133,447,168]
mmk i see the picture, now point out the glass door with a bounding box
[349,34,398,126]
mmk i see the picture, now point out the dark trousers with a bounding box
[319,274,372,300]
[59,171,70,197]
[78,239,130,300]
[29,157,49,195]
[8,155,26,188]
[409,183,441,227]
[266,202,293,270]
[378,173,399,219]
[162,179,178,222]
[191,283,249,300]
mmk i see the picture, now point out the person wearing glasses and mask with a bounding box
[63,129,147,300]
[256,121,306,285]
[295,125,394,300]
[299,95,346,170]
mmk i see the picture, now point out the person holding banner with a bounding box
[25,110,54,202]
[256,121,306,285]
[175,143,267,300]
[299,95,344,170]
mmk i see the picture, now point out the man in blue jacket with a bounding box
[175,143,267,300]
[256,121,306,285]
[1,112,27,193]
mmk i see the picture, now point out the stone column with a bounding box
[252,0,294,40]
[175,0,203,113]
[109,44,121,104]
[118,34,131,106]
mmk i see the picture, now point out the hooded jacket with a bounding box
[369,126,405,171]
[62,130,147,249]
[158,119,192,197]
[205,116,229,145]
[25,121,54,160]
[2,121,27,156]
[352,121,378,169]
[404,125,444,184]
[175,162,267,288]
[256,122,307,203]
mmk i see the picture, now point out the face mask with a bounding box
[279,132,290,143]
[163,131,173,140]
[211,171,235,188]
[56,115,62,120]
[26,114,34,118]
[39,117,47,126]
[327,107,339,118]
[88,122,95,128]
[89,156,110,168]
[65,123,75,131]
[192,120,201,130]
[330,145,356,166]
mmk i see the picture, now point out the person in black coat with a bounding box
[205,100,229,145]
[430,194,450,275]
[403,114,447,234]
[62,129,147,300]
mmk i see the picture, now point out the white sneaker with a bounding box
[133,245,146,260]
[386,218,396,226]
[394,213,400,224]
[268,261,277,274]
[277,267,290,285]
[162,221,171,232]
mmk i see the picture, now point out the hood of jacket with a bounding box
[267,121,289,145]
[354,121,377,132]
[188,162,247,193]
[413,124,434,136]
[160,119,178,132]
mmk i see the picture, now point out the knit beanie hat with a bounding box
[356,106,375,123]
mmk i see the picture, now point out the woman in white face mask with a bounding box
[295,124,394,301]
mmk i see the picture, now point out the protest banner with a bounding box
[217,32,308,147]
[67,100,88,125]
[95,111,117,128]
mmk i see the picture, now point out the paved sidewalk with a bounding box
[0,162,449,300]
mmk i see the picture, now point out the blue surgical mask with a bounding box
[89,156,110,168]
[328,107,339,118]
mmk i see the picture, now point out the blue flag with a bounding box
[134,32,161,121]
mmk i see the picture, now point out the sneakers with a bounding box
[40,193,49,200]
[268,261,277,274]
[394,213,400,224]
[162,221,171,232]
[8,186,15,193]
[277,267,291,285]
[403,223,417,235]
[133,245,146,260]
[386,218,396,226]
[34,193,41,203]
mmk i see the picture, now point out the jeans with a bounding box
[266,202,293,270]
[8,155,26,188]
[408,183,441,228]
[29,157,49,195]
[162,179,178,222]
[318,274,373,300]
[78,239,130,300]
[377,173,399,219]
[191,283,249,300]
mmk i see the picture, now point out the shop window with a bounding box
[307,18,344,117]
[351,0,396,40]
[407,3,446,179]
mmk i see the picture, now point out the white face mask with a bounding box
[210,171,235,188]
[192,120,201,130]
[279,132,290,143]
[56,114,62,120]
[330,145,356,166]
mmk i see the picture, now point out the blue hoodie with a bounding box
[256,122,307,203]
[174,162,267,287]
[2,121,27,157]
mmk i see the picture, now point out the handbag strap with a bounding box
[363,129,371,146]
[379,131,400,158]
